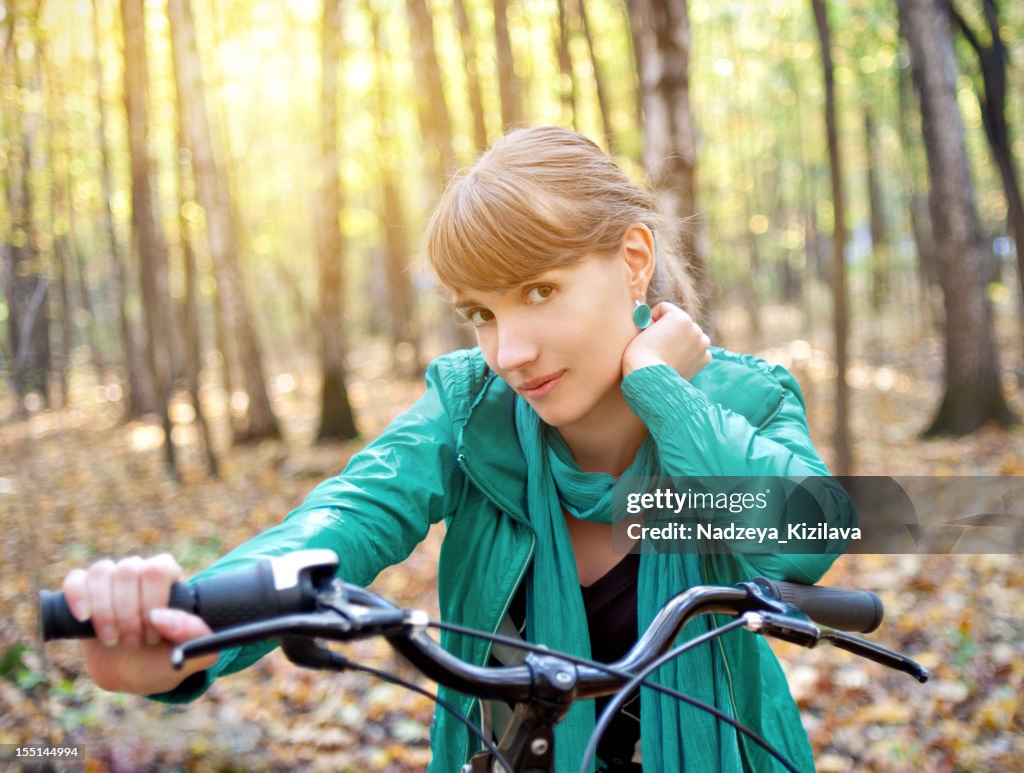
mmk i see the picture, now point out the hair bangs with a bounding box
[427,167,608,294]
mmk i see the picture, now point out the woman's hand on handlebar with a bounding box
[61,554,218,695]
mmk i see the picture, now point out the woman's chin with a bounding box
[530,401,588,429]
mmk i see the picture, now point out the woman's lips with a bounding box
[521,372,564,399]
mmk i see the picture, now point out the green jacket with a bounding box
[154,346,846,772]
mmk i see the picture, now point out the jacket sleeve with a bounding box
[149,358,465,703]
[621,361,853,583]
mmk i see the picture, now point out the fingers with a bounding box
[85,559,118,647]
[63,554,184,649]
[141,554,183,646]
[648,301,681,323]
[62,568,90,623]
[149,609,212,643]
[627,301,711,380]
[149,610,219,672]
[113,556,147,648]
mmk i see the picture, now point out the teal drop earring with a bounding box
[633,299,652,330]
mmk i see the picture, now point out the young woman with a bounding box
[62,126,845,772]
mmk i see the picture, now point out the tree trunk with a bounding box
[3,8,51,408]
[899,0,1016,434]
[370,2,422,375]
[316,0,358,442]
[952,0,1024,364]
[896,45,939,333]
[121,0,179,478]
[451,0,488,154]
[174,71,219,476]
[625,0,713,329]
[404,0,457,193]
[555,0,578,128]
[864,108,890,311]
[68,191,109,385]
[812,0,851,474]
[402,0,474,351]
[91,0,147,415]
[493,0,523,131]
[167,0,280,442]
[578,0,615,153]
[40,36,73,408]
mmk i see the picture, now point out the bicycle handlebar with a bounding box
[38,550,341,641]
[38,549,928,693]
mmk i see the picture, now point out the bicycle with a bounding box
[39,549,929,773]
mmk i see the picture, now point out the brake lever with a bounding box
[741,610,929,683]
[171,607,431,668]
[820,629,930,683]
[171,613,349,668]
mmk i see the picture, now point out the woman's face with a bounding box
[455,252,639,430]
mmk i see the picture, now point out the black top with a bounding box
[504,552,643,772]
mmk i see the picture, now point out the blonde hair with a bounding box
[425,126,700,316]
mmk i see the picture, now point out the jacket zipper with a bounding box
[457,451,537,750]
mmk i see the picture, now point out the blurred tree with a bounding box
[66,159,109,387]
[3,4,52,411]
[404,0,457,193]
[403,0,474,351]
[899,0,1016,434]
[121,0,180,477]
[625,0,713,328]
[452,0,489,154]
[168,0,281,442]
[555,0,579,128]
[864,109,890,311]
[812,0,851,474]
[952,0,1024,350]
[370,0,422,375]
[40,40,73,408]
[315,0,357,442]
[173,101,219,475]
[90,0,147,416]
[494,0,523,130]
[578,0,615,153]
[896,50,939,331]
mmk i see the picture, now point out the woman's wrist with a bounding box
[621,353,669,377]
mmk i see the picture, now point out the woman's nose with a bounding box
[495,320,539,373]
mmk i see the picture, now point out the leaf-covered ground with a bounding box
[1,325,1023,772]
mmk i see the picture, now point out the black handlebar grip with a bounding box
[39,583,195,641]
[39,561,295,641]
[755,577,883,633]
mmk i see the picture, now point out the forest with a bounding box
[1,0,1023,769]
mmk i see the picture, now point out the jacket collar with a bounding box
[456,367,530,521]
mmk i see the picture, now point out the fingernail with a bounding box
[72,601,90,623]
[146,629,161,646]
[123,633,140,649]
[99,625,119,647]
[150,609,178,632]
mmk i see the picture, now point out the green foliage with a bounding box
[0,643,48,692]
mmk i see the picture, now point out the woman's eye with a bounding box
[465,308,493,326]
[526,285,554,303]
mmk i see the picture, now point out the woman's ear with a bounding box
[622,223,656,293]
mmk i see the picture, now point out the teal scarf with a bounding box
[515,397,742,772]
